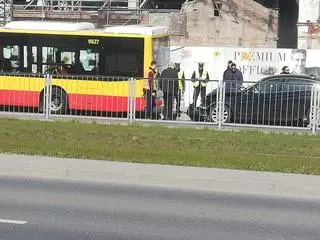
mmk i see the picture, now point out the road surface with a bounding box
[0,176,320,240]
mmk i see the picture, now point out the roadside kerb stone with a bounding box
[0,153,320,199]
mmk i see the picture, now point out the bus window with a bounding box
[61,51,74,65]
[42,47,58,74]
[23,46,28,72]
[153,37,170,72]
[31,46,38,73]
[105,50,141,77]
[0,45,13,72]
[103,38,143,77]
[80,49,99,74]
[2,45,19,72]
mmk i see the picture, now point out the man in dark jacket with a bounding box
[159,64,179,120]
[223,60,233,81]
[224,63,243,92]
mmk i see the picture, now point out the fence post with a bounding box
[127,77,136,125]
[132,78,136,122]
[310,86,319,134]
[217,79,224,129]
[44,74,52,120]
[315,87,320,133]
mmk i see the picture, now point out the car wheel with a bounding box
[208,104,231,123]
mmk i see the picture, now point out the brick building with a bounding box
[142,0,279,48]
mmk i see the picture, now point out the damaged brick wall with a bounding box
[143,0,279,48]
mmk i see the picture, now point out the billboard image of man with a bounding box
[291,49,320,76]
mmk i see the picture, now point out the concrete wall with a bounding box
[143,0,279,48]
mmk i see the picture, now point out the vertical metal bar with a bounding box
[290,84,296,127]
[310,86,314,133]
[311,86,317,134]
[316,87,320,133]
[128,77,132,124]
[250,85,254,125]
[129,77,135,124]
[132,78,136,122]
[222,81,226,126]
[43,74,47,117]
[217,79,224,129]
[217,80,221,129]
[273,83,278,126]
[214,80,219,125]
[44,74,51,120]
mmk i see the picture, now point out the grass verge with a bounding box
[0,118,320,175]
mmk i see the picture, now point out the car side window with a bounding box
[255,78,283,94]
[283,78,313,92]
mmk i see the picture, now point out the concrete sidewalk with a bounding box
[1,153,320,199]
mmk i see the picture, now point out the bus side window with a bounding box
[31,46,38,73]
[80,49,99,75]
[42,47,58,74]
[0,45,17,73]
[104,50,140,77]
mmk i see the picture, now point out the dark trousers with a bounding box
[163,93,175,120]
[175,90,182,116]
[145,90,154,118]
[193,86,206,107]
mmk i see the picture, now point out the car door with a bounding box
[240,78,283,125]
[281,77,313,126]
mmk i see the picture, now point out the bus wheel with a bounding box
[50,87,67,114]
[40,87,67,115]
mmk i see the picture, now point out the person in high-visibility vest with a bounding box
[191,62,209,108]
[174,63,185,118]
[143,60,157,119]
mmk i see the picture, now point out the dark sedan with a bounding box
[187,75,320,126]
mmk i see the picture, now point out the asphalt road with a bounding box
[0,176,320,240]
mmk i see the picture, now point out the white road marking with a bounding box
[0,219,27,225]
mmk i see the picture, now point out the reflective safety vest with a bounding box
[178,71,184,90]
[193,70,208,87]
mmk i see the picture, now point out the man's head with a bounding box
[282,66,290,74]
[231,63,237,72]
[228,60,233,69]
[174,62,181,72]
[291,49,306,74]
[198,62,204,71]
[150,60,157,70]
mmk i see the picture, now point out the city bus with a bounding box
[0,21,170,114]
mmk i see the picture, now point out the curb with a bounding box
[1,153,320,199]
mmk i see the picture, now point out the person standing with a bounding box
[174,63,185,118]
[144,60,157,119]
[159,63,179,120]
[223,60,233,81]
[191,62,209,108]
[224,63,243,92]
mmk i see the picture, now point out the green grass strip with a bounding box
[0,118,320,175]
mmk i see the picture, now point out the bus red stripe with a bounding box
[68,94,146,112]
[0,90,160,113]
[0,90,39,107]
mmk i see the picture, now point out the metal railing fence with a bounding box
[0,73,319,133]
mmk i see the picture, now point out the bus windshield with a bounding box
[153,36,170,72]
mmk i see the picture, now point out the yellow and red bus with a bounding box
[0,21,170,114]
